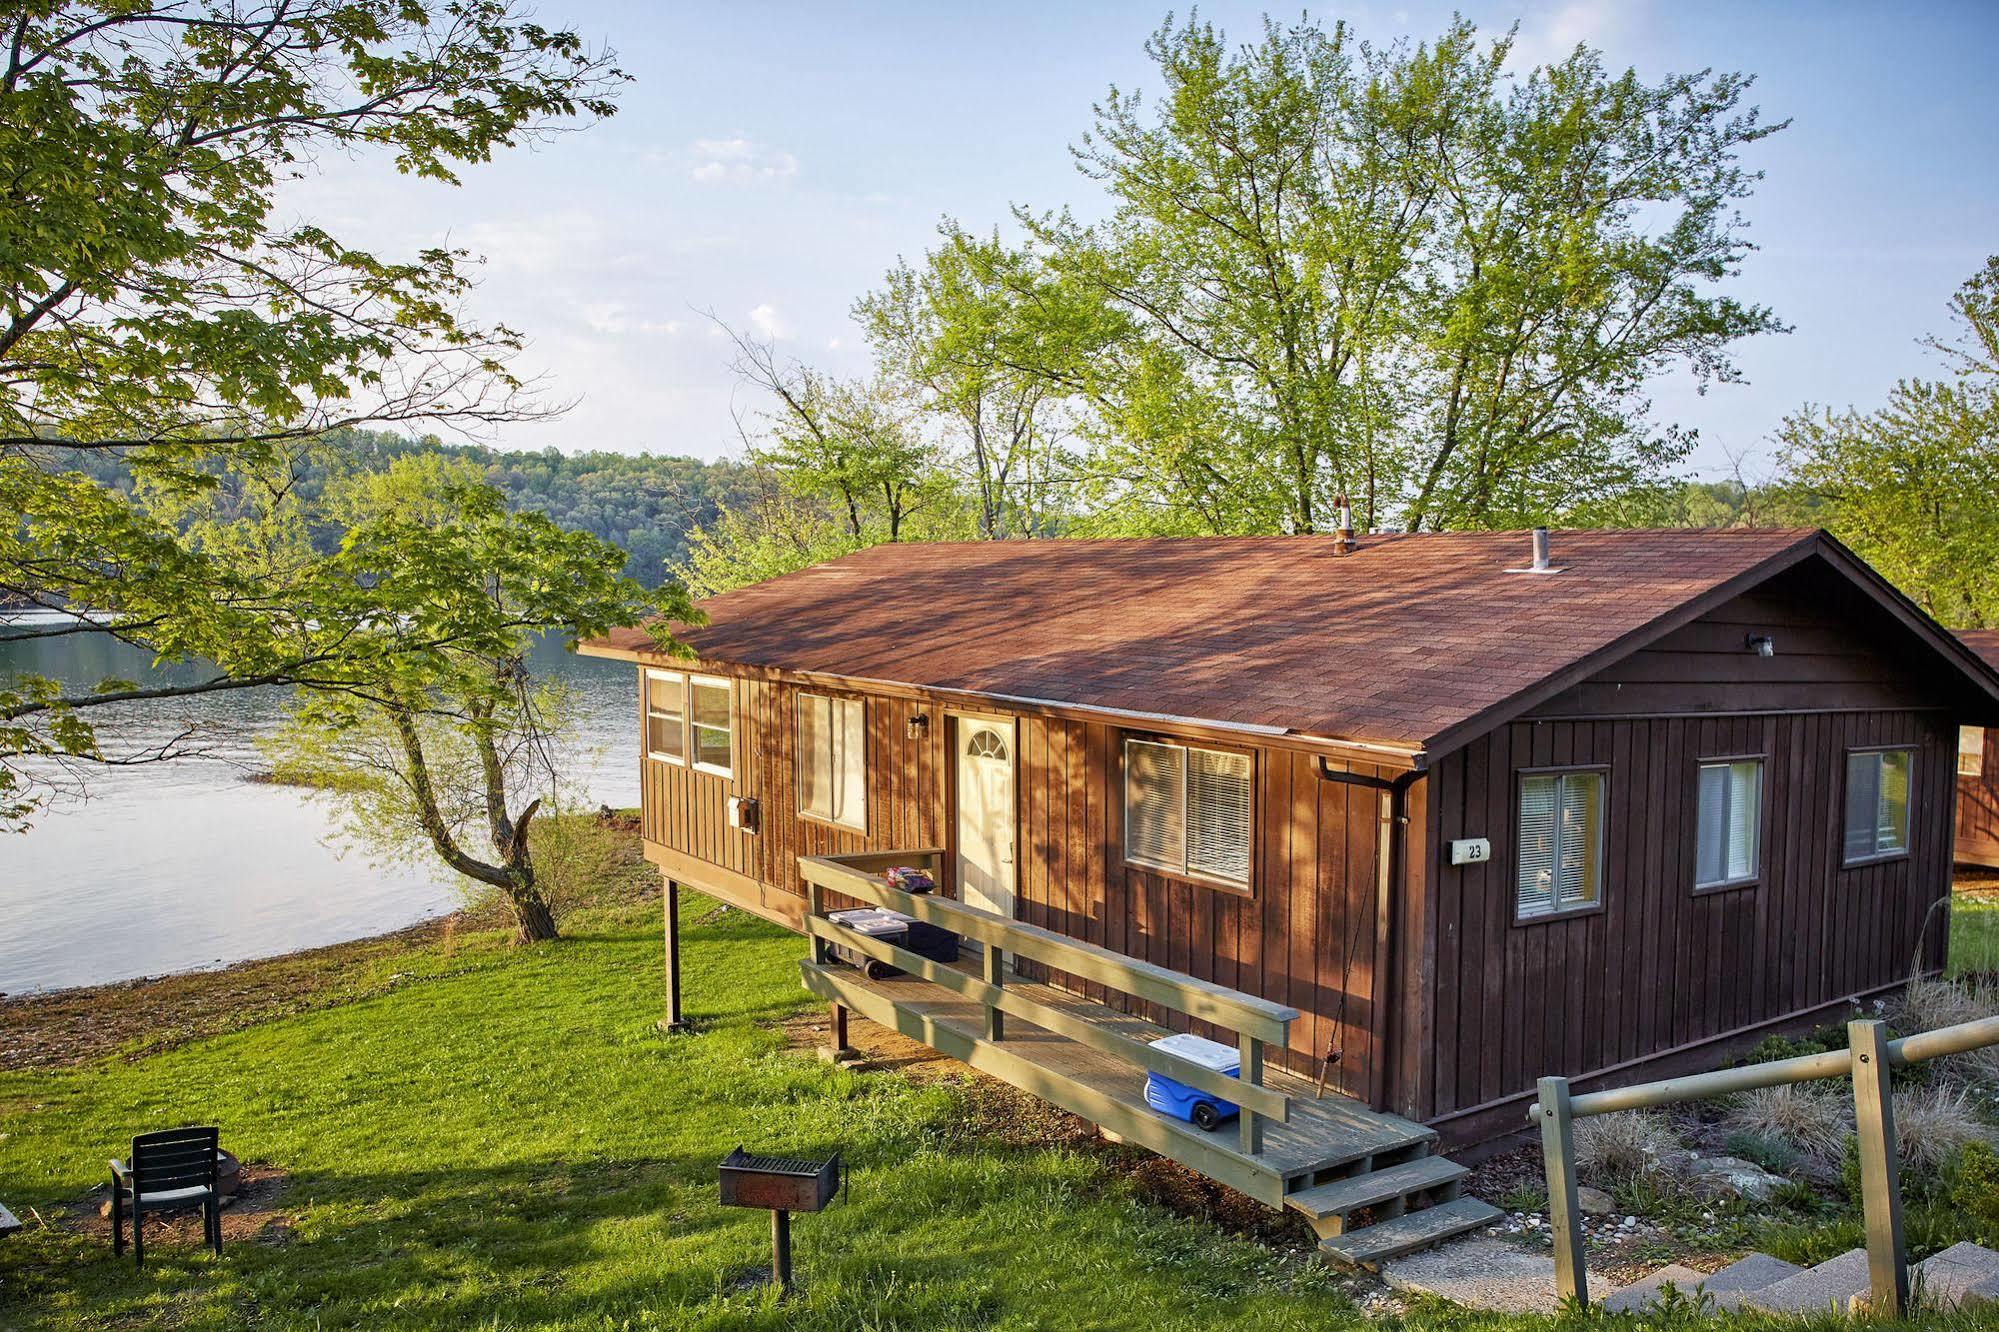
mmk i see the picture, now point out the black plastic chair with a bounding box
[109,1126,221,1266]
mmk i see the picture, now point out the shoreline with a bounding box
[0,911,480,1073]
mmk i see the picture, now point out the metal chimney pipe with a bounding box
[1531,527,1551,571]
[1333,494,1357,554]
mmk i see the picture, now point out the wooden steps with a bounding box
[1284,1144,1498,1269]
[1285,1154,1467,1221]
[1314,1196,1504,1268]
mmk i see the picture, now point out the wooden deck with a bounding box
[801,955,1430,1207]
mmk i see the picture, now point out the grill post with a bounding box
[771,1208,792,1291]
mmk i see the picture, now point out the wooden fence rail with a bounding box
[1529,1014,1999,1316]
[797,851,1298,1155]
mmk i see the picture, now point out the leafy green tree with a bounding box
[678,470,871,597]
[259,454,691,942]
[1002,15,1784,533]
[858,225,1088,539]
[0,2,628,824]
[1776,259,1999,628]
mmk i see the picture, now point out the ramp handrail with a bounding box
[798,851,1297,1154]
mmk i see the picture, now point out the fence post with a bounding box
[983,945,1006,1041]
[1849,1019,1907,1318]
[1238,1033,1265,1155]
[1537,1076,1588,1306]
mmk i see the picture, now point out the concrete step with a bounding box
[1381,1236,1560,1315]
[1738,1248,1870,1315]
[1917,1242,1999,1309]
[1285,1155,1466,1224]
[1603,1253,1804,1314]
[1318,1196,1502,1269]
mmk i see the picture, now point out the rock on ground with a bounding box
[1380,1236,1560,1315]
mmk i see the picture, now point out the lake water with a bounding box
[0,615,639,994]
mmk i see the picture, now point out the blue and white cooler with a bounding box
[1142,1033,1241,1131]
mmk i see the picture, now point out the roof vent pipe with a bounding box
[1333,495,1357,555]
[1531,527,1551,571]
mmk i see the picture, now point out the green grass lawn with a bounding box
[0,892,1381,1331]
[8,878,1999,1330]
[1950,888,1999,976]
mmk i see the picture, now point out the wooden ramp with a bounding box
[797,850,1497,1265]
[801,954,1498,1263]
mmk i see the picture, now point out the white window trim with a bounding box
[1693,756,1764,892]
[688,673,735,779]
[796,692,867,832]
[1121,736,1254,893]
[1843,746,1914,867]
[643,668,687,766]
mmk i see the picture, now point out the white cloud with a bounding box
[687,135,800,184]
[578,303,682,337]
[826,336,843,351]
[1509,0,1647,71]
[749,303,786,339]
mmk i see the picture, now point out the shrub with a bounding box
[1896,976,1999,1086]
[1573,1109,1677,1181]
[1950,1140,1999,1245]
[1722,1084,1851,1162]
[1894,1083,1994,1171]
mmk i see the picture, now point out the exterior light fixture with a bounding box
[1747,634,1775,657]
[907,713,930,740]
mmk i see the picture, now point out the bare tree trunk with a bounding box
[393,706,560,944]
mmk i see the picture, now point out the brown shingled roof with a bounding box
[590,527,1852,755]
[1959,629,1999,670]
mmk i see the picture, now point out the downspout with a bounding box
[1318,758,1423,1111]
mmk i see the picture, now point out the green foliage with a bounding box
[1949,1140,1999,1245]
[986,13,1784,534]
[1776,257,1999,628]
[1723,1130,1802,1174]
[0,5,643,827]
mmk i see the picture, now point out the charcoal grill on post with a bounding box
[718,1147,840,1292]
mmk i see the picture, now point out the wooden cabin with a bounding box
[1955,630,1999,869]
[584,529,1999,1168]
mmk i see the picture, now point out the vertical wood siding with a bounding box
[1958,727,1999,867]
[1007,718,1387,1097]
[638,666,1389,1097]
[1418,709,1957,1123]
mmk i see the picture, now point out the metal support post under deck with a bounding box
[1850,1019,1906,1317]
[659,879,687,1033]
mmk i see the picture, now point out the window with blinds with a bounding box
[1963,727,1987,779]
[1695,759,1762,889]
[689,676,734,777]
[644,670,685,763]
[1844,748,1912,863]
[1123,738,1252,889]
[1516,770,1604,920]
[797,693,866,830]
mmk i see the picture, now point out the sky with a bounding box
[285,0,1999,478]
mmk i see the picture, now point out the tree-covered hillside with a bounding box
[46,429,753,588]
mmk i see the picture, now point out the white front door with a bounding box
[953,715,1017,918]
